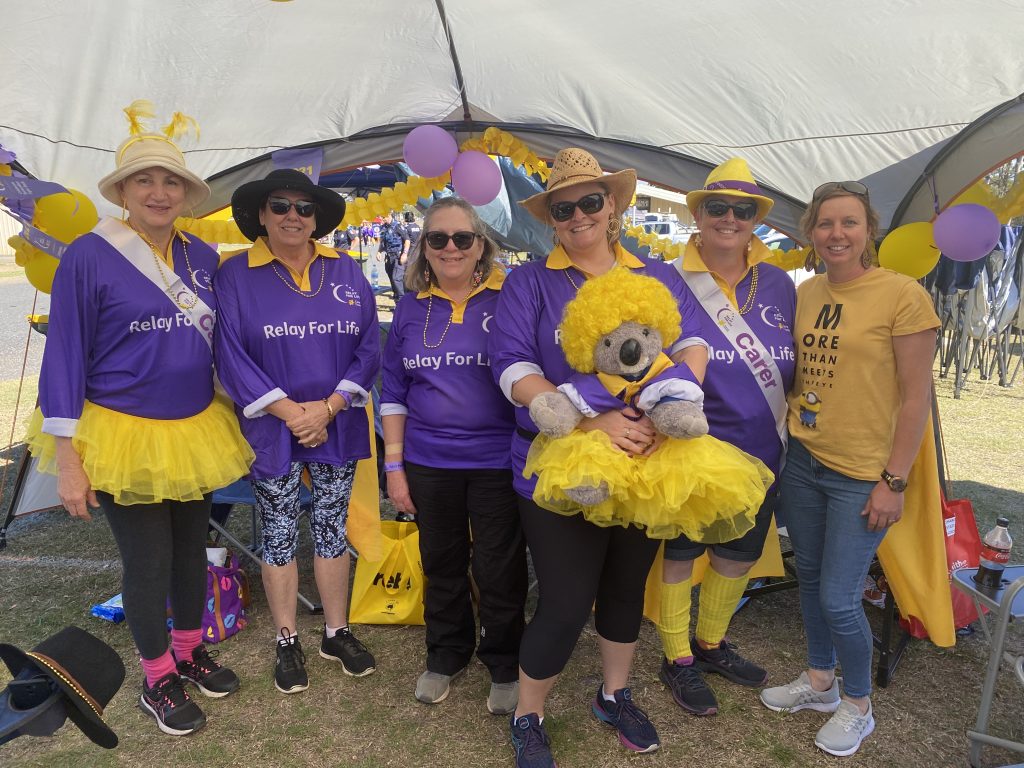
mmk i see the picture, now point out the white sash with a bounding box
[677,262,788,449]
[93,217,215,350]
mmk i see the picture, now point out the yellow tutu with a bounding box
[25,396,255,506]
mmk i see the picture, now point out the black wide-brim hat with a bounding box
[231,168,346,242]
[0,626,125,749]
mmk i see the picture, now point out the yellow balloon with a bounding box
[878,222,940,280]
[32,188,99,244]
[23,248,60,293]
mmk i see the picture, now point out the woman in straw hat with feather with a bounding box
[489,147,711,767]
[25,102,253,737]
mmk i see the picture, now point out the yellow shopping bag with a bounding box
[349,520,425,625]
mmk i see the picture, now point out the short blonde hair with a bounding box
[404,197,499,292]
[800,188,879,270]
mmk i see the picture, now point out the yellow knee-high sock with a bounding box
[657,577,693,662]
[696,567,749,646]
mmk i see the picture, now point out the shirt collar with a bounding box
[680,235,773,273]
[416,265,506,301]
[545,242,645,273]
[247,237,340,267]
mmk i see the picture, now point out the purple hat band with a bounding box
[704,180,764,196]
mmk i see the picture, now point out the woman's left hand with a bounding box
[300,428,329,448]
[287,401,332,442]
[862,481,904,532]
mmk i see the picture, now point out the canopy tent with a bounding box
[3,0,1024,239]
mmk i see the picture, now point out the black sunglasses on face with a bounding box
[812,181,869,201]
[703,199,759,221]
[549,192,606,222]
[267,197,316,217]
[425,230,481,250]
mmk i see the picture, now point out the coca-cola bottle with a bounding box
[974,517,1013,589]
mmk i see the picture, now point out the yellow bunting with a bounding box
[339,173,449,227]
[176,216,248,244]
[459,127,550,181]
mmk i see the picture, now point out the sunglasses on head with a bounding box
[424,230,481,250]
[267,197,316,218]
[703,199,759,221]
[812,181,869,201]
[549,192,606,223]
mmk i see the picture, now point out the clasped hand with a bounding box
[285,401,331,447]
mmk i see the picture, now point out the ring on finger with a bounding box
[625,428,631,438]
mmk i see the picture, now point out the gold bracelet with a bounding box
[323,398,334,419]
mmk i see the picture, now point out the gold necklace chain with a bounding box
[738,265,759,315]
[270,253,326,298]
[564,268,583,291]
[422,293,454,349]
[130,223,200,310]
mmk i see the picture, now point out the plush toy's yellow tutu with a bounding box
[525,430,773,541]
[25,395,255,506]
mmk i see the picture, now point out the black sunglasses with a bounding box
[424,230,481,250]
[267,196,316,218]
[549,192,606,223]
[703,199,759,221]
[812,181,869,201]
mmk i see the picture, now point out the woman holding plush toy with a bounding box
[490,148,714,767]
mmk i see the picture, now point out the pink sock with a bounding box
[140,650,177,688]
[170,628,204,663]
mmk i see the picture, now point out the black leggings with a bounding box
[98,492,212,660]
[518,497,660,680]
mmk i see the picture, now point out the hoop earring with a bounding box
[606,218,622,238]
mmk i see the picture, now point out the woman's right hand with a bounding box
[386,470,417,517]
[55,443,97,521]
[579,406,657,455]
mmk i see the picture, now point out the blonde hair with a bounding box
[405,197,499,292]
[800,189,879,270]
[559,268,681,373]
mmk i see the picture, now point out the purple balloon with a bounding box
[451,151,502,206]
[402,125,458,178]
[933,203,1001,262]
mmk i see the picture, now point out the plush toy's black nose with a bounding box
[619,339,642,366]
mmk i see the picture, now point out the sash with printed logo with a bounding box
[677,264,787,449]
[93,217,215,349]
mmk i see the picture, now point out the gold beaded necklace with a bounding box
[738,265,759,315]
[129,222,200,310]
[564,268,582,291]
[270,248,326,298]
[422,293,453,349]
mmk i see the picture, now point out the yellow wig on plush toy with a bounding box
[525,268,773,540]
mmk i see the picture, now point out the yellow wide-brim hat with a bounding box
[521,148,637,223]
[686,157,774,220]
[98,134,210,210]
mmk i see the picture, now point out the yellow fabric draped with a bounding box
[345,404,384,562]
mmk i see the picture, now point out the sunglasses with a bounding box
[424,230,481,250]
[703,199,759,221]
[549,192,606,223]
[812,181,869,201]
[267,197,316,218]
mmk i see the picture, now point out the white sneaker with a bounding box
[814,699,875,757]
[760,671,841,713]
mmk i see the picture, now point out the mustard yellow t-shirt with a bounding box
[787,268,938,480]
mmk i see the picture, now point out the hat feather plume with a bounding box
[123,99,156,136]
[162,112,200,142]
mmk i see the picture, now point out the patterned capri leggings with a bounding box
[252,461,357,566]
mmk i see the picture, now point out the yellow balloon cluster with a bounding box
[622,223,811,272]
[176,216,247,244]
[8,235,60,293]
[339,173,450,228]
[460,127,551,182]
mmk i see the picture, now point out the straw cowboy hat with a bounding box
[0,626,126,749]
[521,148,637,223]
[686,157,774,220]
[231,168,347,241]
[98,134,211,210]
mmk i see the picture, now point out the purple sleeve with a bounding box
[489,268,543,394]
[380,299,410,408]
[564,372,622,412]
[337,275,381,394]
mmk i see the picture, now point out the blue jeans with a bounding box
[780,438,887,699]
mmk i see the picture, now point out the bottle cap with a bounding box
[996,516,1009,527]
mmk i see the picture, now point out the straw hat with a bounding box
[98,134,210,210]
[231,168,347,241]
[521,148,637,223]
[686,158,774,220]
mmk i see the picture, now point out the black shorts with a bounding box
[663,489,777,563]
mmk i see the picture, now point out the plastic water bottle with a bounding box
[974,517,1012,589]
[370,262,379,288]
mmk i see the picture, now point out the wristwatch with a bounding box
[880,468,907,493]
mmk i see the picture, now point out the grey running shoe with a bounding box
[487,681,519,715]
[414,668,465,704]
[760,671,841,713]
[814,699,875,757]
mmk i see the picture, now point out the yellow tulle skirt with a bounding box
[25,396,255,506]
[524,430,774,541]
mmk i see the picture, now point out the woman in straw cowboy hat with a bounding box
[215,169,380,696]
[653,157,796,717]
[26,103,253,736]
[489,147,710,766]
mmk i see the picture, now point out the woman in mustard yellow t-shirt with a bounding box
[759,183,938,758]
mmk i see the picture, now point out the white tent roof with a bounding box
[4,0,1024,237]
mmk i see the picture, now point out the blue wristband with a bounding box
[384,461,404,473]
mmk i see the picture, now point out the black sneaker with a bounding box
[510,712,557,768]
[319,626,376,677]
[139,673,206,736]
[692,637,768,687]
[659,656,718,715]
[591,686,660,753]
[275,632,309,694]
[177,645,240,698]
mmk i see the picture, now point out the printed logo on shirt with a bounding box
[331,282,362,307]
[263,319,362,340]
[191,268,213,291]
[129,312,214,336]
[481,312,493,333]
[799,302,842,389]
[707,344,795,366]
[402,352,489,371]
[757,303,790,331]
[798,390,821,428]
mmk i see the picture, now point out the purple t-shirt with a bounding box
[40,226,219,435]
[381,279,514,469]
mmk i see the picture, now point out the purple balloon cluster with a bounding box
[933,203,1000,262]
[402,125,502,206]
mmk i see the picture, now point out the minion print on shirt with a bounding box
[798,390,821,428]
